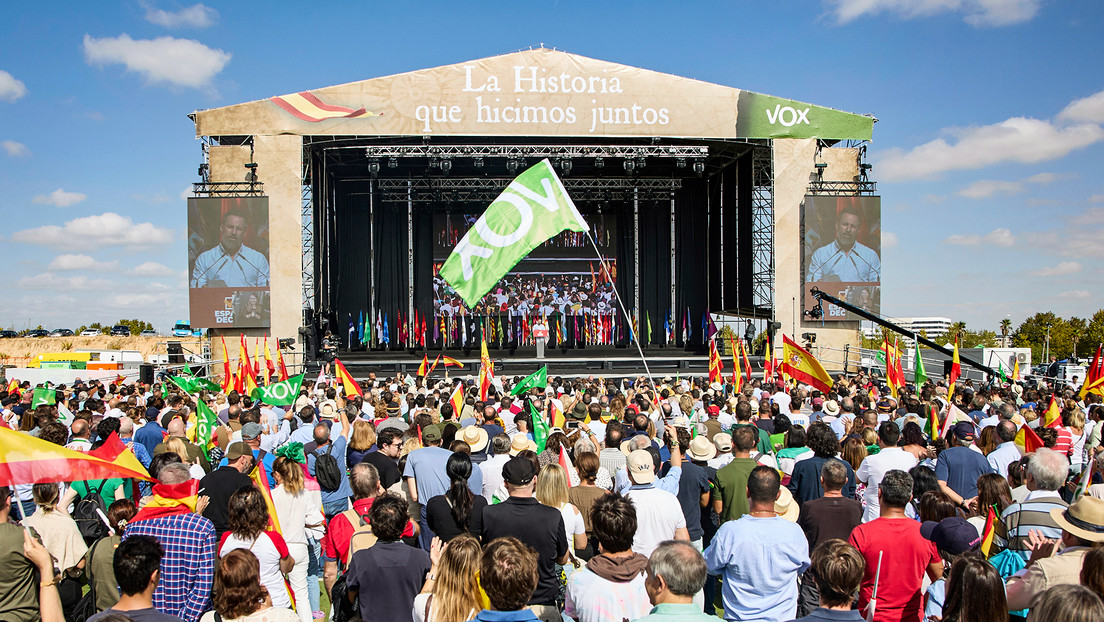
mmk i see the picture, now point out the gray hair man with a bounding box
[1002,447,1070,562]
[637,541,716,622]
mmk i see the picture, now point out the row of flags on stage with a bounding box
[343,307,723,349]
[218,334,290,397]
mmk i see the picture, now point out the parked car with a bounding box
[80,328,101,336]
[24,329,49,338]
[0,330,18,338]
[140,329,157,337]
[49,328,74,337]
[172,321,194,337]
[110,325,131,336]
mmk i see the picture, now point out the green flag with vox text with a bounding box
[529,401,550,453]
[439,159,589,308]
[195,399,218,459]
[31,386,56,409]
[251,373,306,406]
[510,366,548,396]
[168,375,221,395]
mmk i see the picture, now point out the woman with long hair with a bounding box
[272,456,324,622]
[413,535,483,622]
[539,432,569,468]
[347,419,376,467]
[967,473,1012,550]
[841,437,868,505]
[426,452,487,542]
[976,426,1000,456]
[900,421,932,462]
[23,482,87,613]
[940,554,1007,622]
[163,436,205,479]
[1082,546,1104,602]
[536,464,588,556]
[199,549,299,622]
[918,490,959,523]
[1028,584,1104,622]
[907,465,940,520]
[219,487,294,609]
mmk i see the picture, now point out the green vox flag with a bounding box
[529,401,549,453]
[510,366,548,396]
[31,386,56,409]
[998,362,1008,384]
[195,399,218,460]
[168,375,221,395]
[181,364,195,377]
[251,373,306,406]
[439,159,589,308]
[913,341,928,387]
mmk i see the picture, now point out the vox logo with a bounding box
[765,105,810,127]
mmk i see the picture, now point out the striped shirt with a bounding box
[124,513,216,622]
[1002,491,1069,562]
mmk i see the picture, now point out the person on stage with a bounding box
[806,206,879,283]
[191,209,270,288]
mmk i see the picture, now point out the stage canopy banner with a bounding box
[439,159,589,308]
[194,49,873,141]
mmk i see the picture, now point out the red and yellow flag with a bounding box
[425,354,442,377]
[1043,396,1063,428]
[1081,345,1104,400]
[440,356,464,368]
[0,426,153,487]
[729,334,742,393]
[449,383,465,417]
[979,506,998,557]
[417,355,430,377]
[131,480,199,524]
[1015,424,1045,454]
[269,91,375,123]
[740,339,753,385]
[5,378,19,395]
[276,344,290,381]
[263,335,276,386]
[780,334,834,394]
[220,336,235,393]
[479,338,494,401]
[251,464,283,534]
[239,335,258,396]
[947,335,961,402]
[763,336,774,384]
[708,339,723,385]
[333,358,363,398]
[550,399,566,429]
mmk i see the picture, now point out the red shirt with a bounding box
[322,497,415,564]
[1054,426,1073,457]
[848,517,941,622]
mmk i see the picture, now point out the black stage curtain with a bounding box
[333,181,371,349]
[637,199,672,347]
[675,179,709,348]
[614,201,634,348]
[736,152,754,311]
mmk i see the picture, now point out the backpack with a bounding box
[312,442,342,491]
[340,507,378,566]
[67,537,105,622]
[73,480,109,544]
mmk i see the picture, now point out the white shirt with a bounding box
[481,453,510,502]
[272,484,324,547]
[625,485,686,557]
[772,392,792,415]
[806,239,880,282]
[855,447,918,523]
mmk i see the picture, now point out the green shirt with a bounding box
[731,423,772,456]
[631,602,720,622]
[85,535,121,612]
[0,523,42,622]
[71,478,125,503]
[713,457,759,523]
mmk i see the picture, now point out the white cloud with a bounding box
[826,0,1040,27]
[2,140,29,157]
[128,262,176,277]
[82,34,231,90]
[1025,172,1059,185]
[180,186,193,201]
[1028,261,1082,277]
[16,272,116,291]
[957,179,1023,199]
[882,231,898,250]
[0,70,27,102]
[143,3,218,28]
[1059,89,1104,124]
[1057,290,1091,300]
[47,254,120,271]
[32,188,87,207]
[1090,194,1104,204]
[878,117,1104,182]
[944,227,1016,247]
[11,212,174,251]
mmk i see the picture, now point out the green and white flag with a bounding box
[251,373,306,406]
[510,366,548,396]
[913,340,927,387]
[439,159,589,308]
[195,399,218,459]
[168,375,221,395]
[31,386,55,409]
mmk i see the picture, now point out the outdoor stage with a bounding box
[189,48,878,370]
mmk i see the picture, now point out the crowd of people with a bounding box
[4,363,1104,622]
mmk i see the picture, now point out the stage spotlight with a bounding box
[387,157,398,168]
[506,158,519,173]
[197,163,208,179]
[440,158,452,174]
[474,156,484,168]
[595,157,605,168]
[368,159,380,176]
[814,162,827,180]
[560,158,572,176]
[692,160,705,176]
[676,157,687,168]
[244,162,258,183]
[636,157,646,169]
[623,159,635,173]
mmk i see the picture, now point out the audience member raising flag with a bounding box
[780,334,834,393]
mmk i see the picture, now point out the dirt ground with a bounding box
[0,336,169,367]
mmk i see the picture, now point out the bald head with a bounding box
[314,423,331,446]
[167,418,185,437]
[70,419,90,439]
[118,417,134,436]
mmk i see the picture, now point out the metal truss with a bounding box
[362,145,709,159]
[806,180,878,195]
[751,146,774,314]
[190,181,265,196]
[375,177,682,203]
[301,157,315,310]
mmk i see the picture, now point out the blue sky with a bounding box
[1,1,1101,333]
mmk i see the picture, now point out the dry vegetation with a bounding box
[0,336,167,365]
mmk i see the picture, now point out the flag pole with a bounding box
[585,231,655,386]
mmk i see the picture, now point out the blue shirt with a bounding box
[466,610,539,622]
[614,464,682,495]
[403,446,482,502]
[934,446,995,499]
[787,608,865,622]
[134,422,166,458]
[308,435,352,516]
[704,515,810,622]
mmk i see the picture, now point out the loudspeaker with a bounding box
[139,363,154,384]
[167,341,184,364]
[943,360,954,378]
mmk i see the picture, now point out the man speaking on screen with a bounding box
[191,209,270,288]
[806,206,879,283]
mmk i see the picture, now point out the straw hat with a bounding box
[774,487,799,523]
[686,435,717,461]
[823,400,841,417]
[458,426,489,453]
[508,433,537,456]
[1051,496,1104,542]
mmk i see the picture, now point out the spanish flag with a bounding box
[0,426,153,486]
[479,338,494,401]
[269,91,375,123]
[440,356,464,368]
[131,480,199,524]
[239,335,259,396]
[979,506,998,557]
[417,355,430,377]
[740,339,753,385]
[780,334,834,394]
[449,383,465,417]
[550,399,566,429]
[251,463,283,534]
[1015,424,1044,454]
[1082,345,1104,400]
[425,354,442,377]
[334,357,363,398]
[5,378,19,395]
[708,339,723,385]
[276,344,290,381]
[947,335,961,402]
[729,334,742,392]
[220,336,234,393]
[1043,396,1062,428]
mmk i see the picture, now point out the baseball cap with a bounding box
[921,517,980,555]
[626,449,657,484]
[706,405,720,416]
[953,421,976,441]
[422,424,442,443]
[226,442,252,461]
[713,432,733,453]
[241,422,263,440]
[502,457,537,486]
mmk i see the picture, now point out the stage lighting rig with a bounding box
[692,160,705,176]
[676,157,687,168]
[244,162,258,183]
[506,158,519,173]
[814,162,827,180]
[387,157,398,168]
[367,159,380,176]
[559,158,572,176]
[473,156,484,168]
[440,158,453,175]
[595,156,605,168]
[623,159,635,173]
[277,338,296,350]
